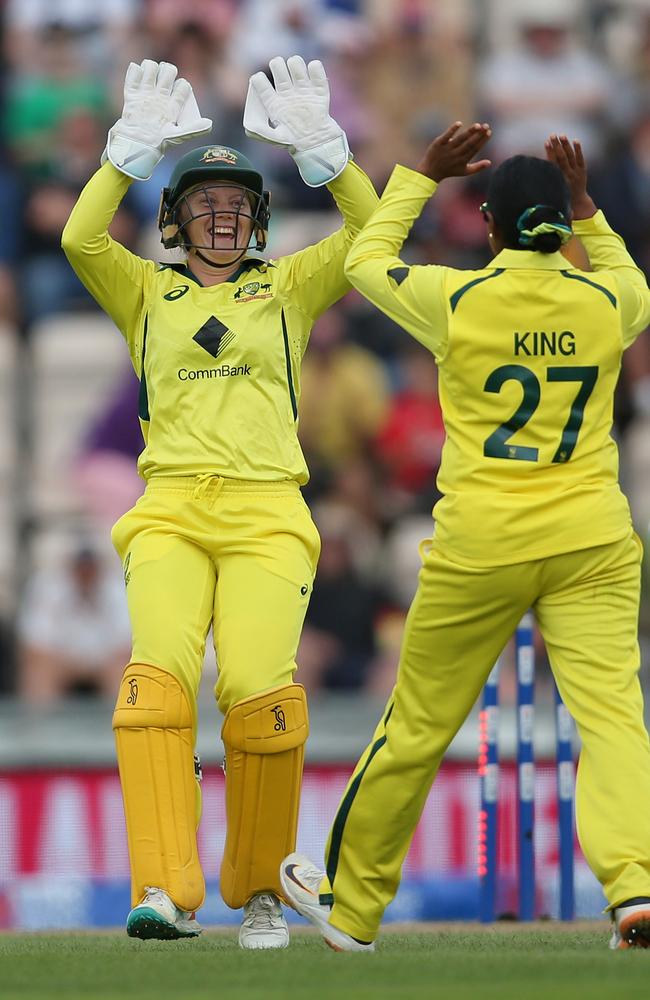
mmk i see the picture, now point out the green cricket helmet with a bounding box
[158,144,271,254]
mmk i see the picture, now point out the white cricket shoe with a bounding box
[609,898,650,949]
[280,852,375,953]
[126,886,202,940]
[239,892,289,949]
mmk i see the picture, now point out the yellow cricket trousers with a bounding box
[322,532,650,941]
[111,475,321,722]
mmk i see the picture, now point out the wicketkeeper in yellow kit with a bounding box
[61,56,378,948]
[280,126,650,951]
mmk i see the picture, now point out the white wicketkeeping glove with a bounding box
[102,59,212,181]
[243,55,350,187]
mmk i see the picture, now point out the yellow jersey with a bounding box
[345,164,650,565]
[62,160,378,484]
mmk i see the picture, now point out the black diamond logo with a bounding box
[193,317,236,358]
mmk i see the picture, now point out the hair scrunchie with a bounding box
[516,204,572,247]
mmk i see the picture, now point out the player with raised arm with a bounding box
[280,126,650,951]
[62,56,378,950]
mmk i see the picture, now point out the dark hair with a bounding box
[485,155,572,253]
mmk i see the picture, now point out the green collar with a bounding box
[161,257,267,288]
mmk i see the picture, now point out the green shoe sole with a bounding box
[126,906,200,940]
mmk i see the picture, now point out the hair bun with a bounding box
[516,203,572,250]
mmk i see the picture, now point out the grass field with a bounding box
[1,923,649,1000]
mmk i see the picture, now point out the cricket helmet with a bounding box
[158,144,271,253]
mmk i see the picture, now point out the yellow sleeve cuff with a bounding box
[386,163,438,198]
[572,210,612,236]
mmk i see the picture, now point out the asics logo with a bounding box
[164,285,189,301]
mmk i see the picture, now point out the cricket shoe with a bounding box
[239,892,289,949]
[126,886,202,940]
[280,852,375,953]
[609,898,650,949]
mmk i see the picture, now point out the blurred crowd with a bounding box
[1,0,650,705]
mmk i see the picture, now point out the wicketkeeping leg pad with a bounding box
[112,663,205,911]
[220,683,308,908]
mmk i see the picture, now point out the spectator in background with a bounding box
[4,24,108,181]
[4,0,137,78]
[599,8,650,131]
[316,456,386,571]
[298,503,385,692]
[588,112,650,531]
[227,0,322,78]
[144,0,236,54]
[298,306,390,484]
[17,108,139,327]
[591,110,650,277]
[4,25,141,328]
[373,510,435,694]
[0,156,22,327]
[19,164,139,326]
[19,179,90,324]
[162,21,237,131]
[17,544,131,706]
[478,2,612,161]
[0,615,10,694]
[432,171,491,270]
[375,341,445,515]
[354,0,475,187]
[74,367,143,525]
[344,286,411,366]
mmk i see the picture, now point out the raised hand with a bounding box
[103,60,212,181]
[416,122,492,183]
[243,55,349,187]
[545,134,596,220]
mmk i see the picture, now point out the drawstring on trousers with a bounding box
[192,474,224,509]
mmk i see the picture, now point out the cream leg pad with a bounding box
[112,663,205,911]
[220,683,308,908]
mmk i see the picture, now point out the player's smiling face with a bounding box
[181,183,255,264]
